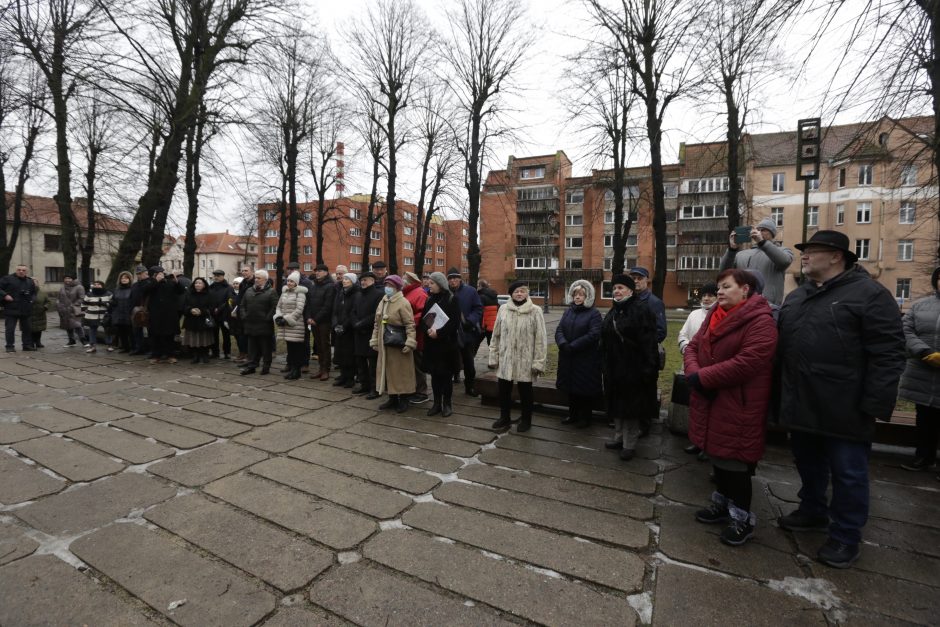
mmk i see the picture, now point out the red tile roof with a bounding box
[4,193,130,232]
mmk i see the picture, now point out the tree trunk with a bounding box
[0,123,39,276]
[362,156,381,271]
[286,129,299,265]
[79,147,98,289]
[725,77,742,230]
[466,104,483,286]
[183,110,204,279]
[51,86,78,277]
[316,190,327,266]
[386,110,399,275]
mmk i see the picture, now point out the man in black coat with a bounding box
[352,272,384,397]
[128,265,152,355]
[775,230,905,569]
[208,269,235,359]
[306,263,335,379]
[0,264,37,351]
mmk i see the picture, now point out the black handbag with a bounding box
[203,315,216,330]
[383,323,406,347]
[671,372,690,406]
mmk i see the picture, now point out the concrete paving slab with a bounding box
[480,447,657,495]
[0,421,45,444]
[52,398,133,422]
[290,442,440,494]
[318,432,463,474]
[21,373,81,389]
[0,555,158,626]
[0,361,39,376]
[233,421,331,453]
[212,407,284,426]
[310,562,515,627]
[364,529,637,626]
[150,408,251,437]
[0,520,39,565]
[17,407,92,432]
[497,434,660,475]
[0,450,66,503]
[434,481,650,548]
[12,435,124,482]
[94,392,164,414]
[205,474,376,550]
[15,473,175,535]
[0,377,45,394]
[213,395,308,417]
[55,368,113,383]
[295,405,377,429]
[255,387,333,411]
[178,399,238,417]
[459,464,654,519]
[652,564,825,626]
[347,422,481,457]
[865,516,940,559]
[120,386,200,407]
[145,493,333,592]
[149,442,266,487]
[369,414,497,444]
[164,380,232,399]
[68,425,175,463]
[71,523,276,626]
[111,416,216,449]
[250,457,413,519]
[403,502,645,592]
[261,606,354,626]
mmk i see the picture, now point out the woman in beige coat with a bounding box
[370,274,417,412]
[488,281,547,432]
[275,272,308,380]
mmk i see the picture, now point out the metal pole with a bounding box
[801,178,810,247]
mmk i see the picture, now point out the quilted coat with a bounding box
[370,290,417,395]
[555,280,602,395]
[898,289,940,408]
[684,294,778,463]
[488,297,547,383]
[275,285,308,343]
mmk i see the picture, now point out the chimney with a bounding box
[335,142,345,198]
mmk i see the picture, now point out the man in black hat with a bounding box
[775,230,905,569]
[208,269,234,359]
[371,261,388,283]
[352,271,384,398]
[627,266,666,437]
[447,267,484,396]
[307,263,335,379]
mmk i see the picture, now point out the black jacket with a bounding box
[307,275,335,325]
[333,284,359,367]
[601,296,659,398]
[353,283,384,356]
[0,273,37,316]
[143,278,185,335]
[774,266,905,441]
[420,290,461,372]
[182,289,215,332]
[208,280,234,318]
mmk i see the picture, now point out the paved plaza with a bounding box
[0,330,939,626]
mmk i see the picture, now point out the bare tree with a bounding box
[586,0,704,298]
[11,0,104,277]
[182,101,220,279]
[441,0,531,286]
[353,97,388,272]
[348,0,432,275]
[308,93,346,265]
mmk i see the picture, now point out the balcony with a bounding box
[512,268,551,281]
[516,199,560,214]
[558,268,604,282]
[516,223,556,237]
[515,244,558,258]
[676,243,726,258]
[677,269,723,286]
[677,217,728,234]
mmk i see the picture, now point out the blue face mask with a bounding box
[384,286,395,296]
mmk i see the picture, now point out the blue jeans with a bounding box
[790,431,871,545]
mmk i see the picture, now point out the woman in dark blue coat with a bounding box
[555,279,603,427]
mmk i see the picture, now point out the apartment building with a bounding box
[160,232,259,278]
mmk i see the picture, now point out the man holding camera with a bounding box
[720,217,794,306]
[0,264,37,352]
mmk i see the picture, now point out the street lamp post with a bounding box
[544,213,557,314]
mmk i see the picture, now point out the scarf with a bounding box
[708,300,745,333]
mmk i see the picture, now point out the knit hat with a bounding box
[384,274,404,290]
[404,271,421,285]
[429,272,449,293]
[343,272,358,284]
[756,217,778,238]
[315,263,329,272]
[508,280,528,294]
[286,271,300,284]
[611,274,636,291]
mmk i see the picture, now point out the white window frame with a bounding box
[436,245,445,253]
[303,228,312,237]
[565,189,584,204]
[771,207,784,228]
[838,168,846,188]
[349,245,362,254]
[349,208,361,220]
[565,214,583,226]
[403,211,414,221]
[302,245,313,255]
[303,262,313,272]
[403,241,414,250]
[564,258,583,269]
[519,166,546,180]
[604,234,613,247]
[898,239,914,261]
[856,202,872,224]
[565,236,583,249]
[369,247,381,257]
[835,204,845,225]
[371,230,381,241]
[771,172,785,192]
[404,256,414,266]
[855,239,870,260]
[896,278,911,300]
[900,202,916,224]
[901,165,917,187]
[807,206,819,227]
[403,226,414,236]
[350,262,362,271]
[858,164,873,186]
[266,229,278,238]
[350,227,362,237]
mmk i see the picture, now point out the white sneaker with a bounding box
[82,343,91,348]
[85,347,96,353]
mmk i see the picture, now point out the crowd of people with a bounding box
[2,225,938,571]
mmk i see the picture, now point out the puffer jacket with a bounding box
[403,282,428,351]
[30,289,49,332]
[555,280,602,395]
[488,297,547,383]
[275,285,308,343]
[685,295,778,463]
[110,273,135,326]
[239,282,278,336]
[899,290,940,408]
[774,266,905,441]
[57,283,85,330]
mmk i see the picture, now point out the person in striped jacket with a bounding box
[82,280,112,354]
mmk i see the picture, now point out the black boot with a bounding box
[516,414,532,433]
[396,396,409,413]
[191,352,201,364]
[491,412,512,431]
[260,364,270,375]
[286,368,301,380]
[240,366,256,375]
[465,381,479,397]
[441,396,453,418]
[200,351,210,363]
[576,407,592,429]
[427,397,442,416]
[378,395,398,410]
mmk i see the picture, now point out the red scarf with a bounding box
[708,300,745,333]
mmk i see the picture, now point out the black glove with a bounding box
[687,372,718,400]
[275,316,287,327]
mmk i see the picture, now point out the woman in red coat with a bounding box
[684,268,778,546]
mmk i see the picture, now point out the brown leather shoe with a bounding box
[319,371,330,381]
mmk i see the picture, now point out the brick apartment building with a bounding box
[256,194,469,277]
[480,116,938,308]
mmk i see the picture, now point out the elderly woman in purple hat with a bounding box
[370,274,417,412]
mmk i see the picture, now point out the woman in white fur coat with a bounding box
[488,281,547,433]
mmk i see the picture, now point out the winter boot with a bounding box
[491,410,512,431]
[191,353,201,364]
[378,395,398,410]
[427,397,442,416]
[464,380,479,397]
[396,396,410,413]
[720,504,755,546]
[516,413,532,433]
[441,396,453,418]
[695,492,731,525]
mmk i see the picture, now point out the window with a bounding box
[265,262,276,270]
[43,234,61,251]
[838,168,846,188]
[626,234,638,247]
[896,278,911,300]
[515,257,547,269]
[302,245,313,255]
[519,166,545,179]
[667,235,676,247]
[898,240,914,261]
[901,165,917,186]
[350,245,362,254]
[808,178,820,191]
[369,247,381,257]
[601,281,613,299]
[437,259,444,266]
[603,258,612,271]
[565,189,584,204]
[350,262,362,271]
[605,211,615,224]
[404,257,414,266]
[403,226,414,236]
[303,228,312,237]
[679,205,727,219]
[371,230,381,240]
[350,208,361,220]
[404,241,414,250]
[855,239,870,260]
[516,186,555,201]
[835,204,845,225]
[302,212,312,222]
[437,245,445,253]
[303,262,313,272]
[564,258,583,269]
[264,210,277,221]
[771,207,784,227]
[664,183,678,198]
[687,177,730,193]
[44,267,65,282]
[462,241,468,248]
[565,214,583,226]
[264,245,277,254]
[350,227,362,237]
[266,229,278,238]
[856,202,872,224]
[665,210,677,222]
[807,206,819,227]
[900,202,916,224]
[604,234,613,247]
[678,256,721,270]
[403,211,414,221]
[437,232,445,240]
[462,228,468,236]
[771,172,785,192]
[858,164,873,186]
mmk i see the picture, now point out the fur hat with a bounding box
[566,279,596,308]
[611,274,636,291]
[286,271,301,284]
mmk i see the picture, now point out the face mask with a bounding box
[384,286,395,296]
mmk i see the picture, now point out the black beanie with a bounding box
[611,274,636,291]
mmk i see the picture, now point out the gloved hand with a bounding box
[333,325,344,335]
[557,342,569,353]
[923,352,940,368]
[401,346,411,354]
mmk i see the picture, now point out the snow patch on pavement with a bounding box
[627,591,653,624]
[767,577,842,610]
